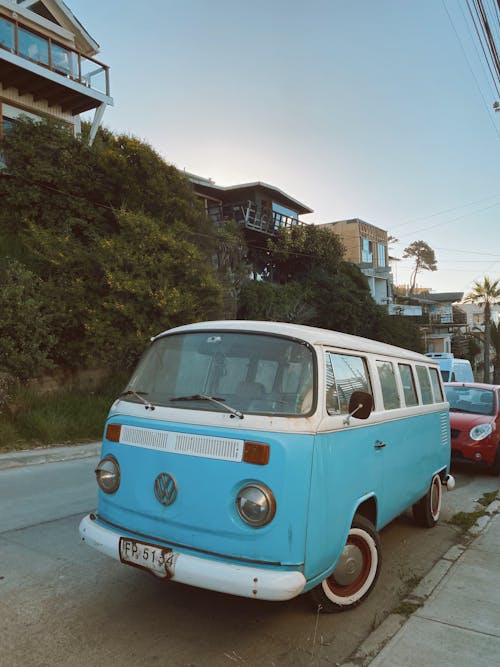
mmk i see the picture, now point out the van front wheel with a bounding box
[412,473,442,528]
[310,515,381,613]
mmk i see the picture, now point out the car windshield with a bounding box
[121,331,315,416]
[444,386,495,416]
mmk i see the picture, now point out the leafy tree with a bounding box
[0,118,222,376]
[0,259,55,380]
[238,225,423,351]
[266,224,345,283]
[463,277,500,383]
[403,240,437,293]
[238,280,316,323]
[212,220,250,318]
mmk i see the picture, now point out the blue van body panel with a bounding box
[304,410,450,583]
[98,415,314,568]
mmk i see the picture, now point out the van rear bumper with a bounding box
[79,514,306,601]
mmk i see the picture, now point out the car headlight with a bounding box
[95,455,120,493]
[236,483,276,527]
[469,424,493,442]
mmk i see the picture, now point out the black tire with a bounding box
[412,473,442,528]
[310,515,381,613]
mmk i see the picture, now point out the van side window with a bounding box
[429,367,444,402]
[376,361,401,410]
[325,352,371,414]
[416,365,433,404]
[398,363,418,406]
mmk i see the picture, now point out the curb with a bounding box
[342,499,500,667]
[0,442,101,470]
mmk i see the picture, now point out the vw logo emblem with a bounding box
[154,472,178,506]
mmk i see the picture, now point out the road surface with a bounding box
[0,455,497,666]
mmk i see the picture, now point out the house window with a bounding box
[361,238,373,263]
[377,243,386,267]
[0,16,14,51]
[272,202,298,230]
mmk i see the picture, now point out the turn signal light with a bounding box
[243,441,270,465]
[106,423,122,442]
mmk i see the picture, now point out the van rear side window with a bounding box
[325,352,371,414]
[398,363,418,406]
[416,365,433,404]
[376,361,401,410]
[429,367,444,402]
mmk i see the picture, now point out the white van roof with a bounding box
[159,320,435,365]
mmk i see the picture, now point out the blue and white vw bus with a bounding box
[79,321,454,612]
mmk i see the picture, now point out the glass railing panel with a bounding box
[18,26,49,65]
[51,42,78,78]
[80,55,107,93]
[0,16,15,51]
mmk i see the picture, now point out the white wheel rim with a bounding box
[430,474,442,521]
[321,527,378,606]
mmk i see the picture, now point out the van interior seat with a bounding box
[236,381,266,400]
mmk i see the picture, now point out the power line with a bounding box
[442,0,500,139]
[389,192,500,232]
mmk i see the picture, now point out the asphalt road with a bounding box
[0,456,497,667]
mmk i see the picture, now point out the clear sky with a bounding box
[70,0,500,296]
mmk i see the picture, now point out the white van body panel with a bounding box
[425,353,474,383]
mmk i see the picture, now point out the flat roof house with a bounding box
[0,0,112,145]
[188,173,313,239]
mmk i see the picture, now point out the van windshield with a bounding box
[121,331,315,416]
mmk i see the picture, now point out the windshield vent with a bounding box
[119,425,244,462]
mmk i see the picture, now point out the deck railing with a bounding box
[0,14,110,96]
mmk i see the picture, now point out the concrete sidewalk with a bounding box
[0,441,101,470]
[346,503,500,667]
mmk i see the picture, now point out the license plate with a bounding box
[119,538,177,579]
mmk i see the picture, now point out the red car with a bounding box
[444,382,500,474]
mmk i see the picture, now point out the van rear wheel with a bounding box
[412,473,442,528]
[310,515,381,613]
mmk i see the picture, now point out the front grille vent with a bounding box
[119,425,244,462]
[450,428,460,440]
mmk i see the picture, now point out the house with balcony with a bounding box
[0,0,112,146]
[188,173,313,242]
[318,218,393,305]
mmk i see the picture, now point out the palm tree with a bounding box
[463,277,500,383]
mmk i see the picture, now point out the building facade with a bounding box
[0,0,112,145]
[188,173,313,238]
[318,218,393,305]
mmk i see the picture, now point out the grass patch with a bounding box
[477,491,498,507]
[447,510,486,532]
[0,374,127,453]
[393,600,422,616]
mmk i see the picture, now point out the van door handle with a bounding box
[374,440,386,449]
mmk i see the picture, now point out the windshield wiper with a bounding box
[118,390,155,411]
[170,394,244,419]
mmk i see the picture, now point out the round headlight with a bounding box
[236,483,276,527]
[469,423,493,442]
[95,455,120,494]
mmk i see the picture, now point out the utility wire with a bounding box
[443,0,500,139]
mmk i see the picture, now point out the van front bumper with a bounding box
[79,514,306,601]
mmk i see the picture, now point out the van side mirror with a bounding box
[344,391,373,425]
